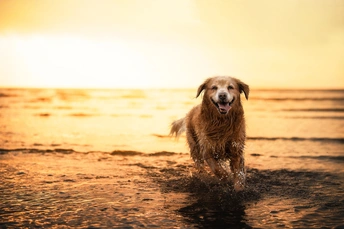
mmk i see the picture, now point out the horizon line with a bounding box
[1,85,344,91]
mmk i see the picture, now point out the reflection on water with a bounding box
[0,88,344,228]
[1,88,343,153]
[1,151,343,228]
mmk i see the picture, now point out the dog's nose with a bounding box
[219,93,227,101]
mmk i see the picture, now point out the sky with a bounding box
[0,0,343,89]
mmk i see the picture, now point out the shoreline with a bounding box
[1,150,343,228]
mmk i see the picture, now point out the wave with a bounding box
[36,113,51,117]
[251,97,344,102]
[247,137,344,144]
[0,92,17,98]
[288,155,344,163]
[69,113,98,117]
[252,89,344,92]
[153,134,344,144]
[281,116,344,120]
[0,148,181,156]
[34,113,97,117]
[0,148,75,154]
[110,150,143,156]
[30,97,52,103]
[120,94,146,99]
[54,106,73,110]
[109,150,179,157]
[283,108,344,112]
[252,153,344,163]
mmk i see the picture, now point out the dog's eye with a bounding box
[211,86,218,90]
[228,85,234,90]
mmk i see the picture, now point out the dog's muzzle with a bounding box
[211,96,235,114]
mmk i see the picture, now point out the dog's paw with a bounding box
[233,178,245,192]
[234,182,244,192]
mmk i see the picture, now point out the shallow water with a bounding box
[0,88,344,228]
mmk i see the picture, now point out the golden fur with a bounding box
[170,76,249,192]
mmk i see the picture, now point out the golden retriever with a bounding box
[170,76,249,192]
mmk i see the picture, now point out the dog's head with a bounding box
[196,76,249,115]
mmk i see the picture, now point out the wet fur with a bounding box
[170,76,249,192]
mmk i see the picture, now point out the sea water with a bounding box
[0,88,343,228]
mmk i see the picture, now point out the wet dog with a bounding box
[170,76,249,191]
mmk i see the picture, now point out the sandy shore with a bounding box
[1,150,344,228]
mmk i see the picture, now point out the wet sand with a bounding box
[1,149,343,228]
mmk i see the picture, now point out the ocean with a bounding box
[0,88,343,228]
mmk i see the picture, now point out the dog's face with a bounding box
[196,76,249,115]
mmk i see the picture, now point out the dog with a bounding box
[170,76,249,192]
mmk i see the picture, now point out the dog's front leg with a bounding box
[203,151,229,181]
[230,154,246,192]
[187,129,205,171]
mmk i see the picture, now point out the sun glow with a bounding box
[11,36,156,88]
[0,0,343,89]
[5,35,219,89]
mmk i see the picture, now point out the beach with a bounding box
[1,88,344,228]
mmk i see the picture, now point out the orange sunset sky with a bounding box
[0,0,343,89]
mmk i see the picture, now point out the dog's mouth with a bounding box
[211,98,235,114]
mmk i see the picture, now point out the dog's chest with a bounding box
[198,128,230,148]
[201,122,234,141]
[197,122,240,157]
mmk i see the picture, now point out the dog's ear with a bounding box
[196,78,210,98]
[236,79,250,100]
